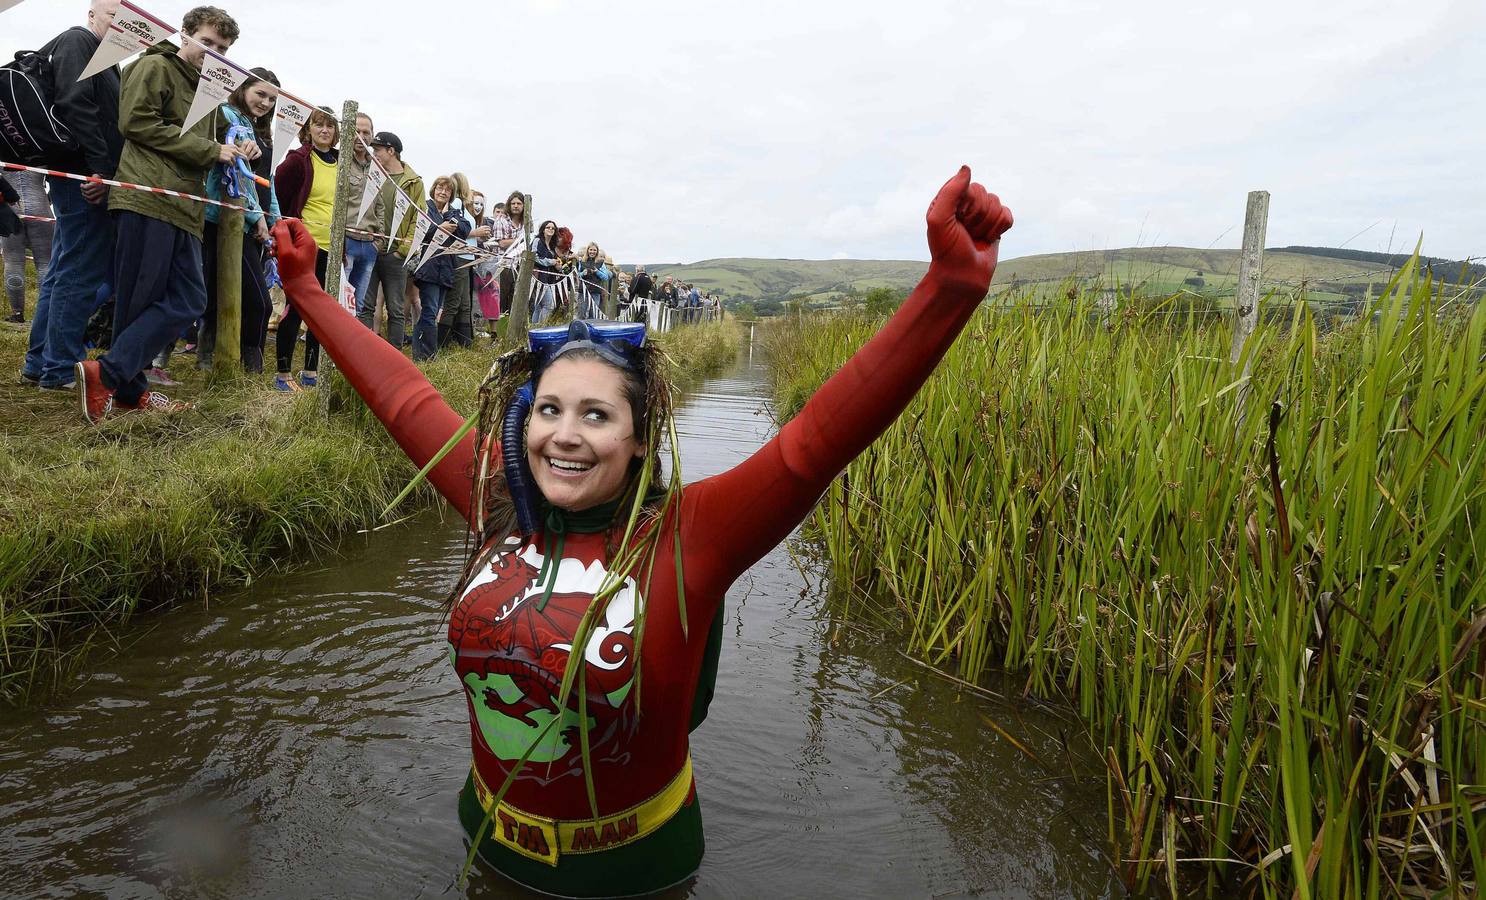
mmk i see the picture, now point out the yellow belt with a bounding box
[470,754,693,867]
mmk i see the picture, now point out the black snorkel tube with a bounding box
[499,320,648,536]
[502,382,540,534]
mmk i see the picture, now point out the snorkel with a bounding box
[220,124,271,198]
[502,320,648,534]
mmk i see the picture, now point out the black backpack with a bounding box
[0,37,76,166]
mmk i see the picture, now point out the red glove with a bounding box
[687,166,1014,586]
[925,166,1014,300]
[271,218,321,288]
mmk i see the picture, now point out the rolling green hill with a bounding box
[646,247,1472,311]
[646,258,930,306]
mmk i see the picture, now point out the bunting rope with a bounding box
[5,0,617,275]
[0,160,514,260]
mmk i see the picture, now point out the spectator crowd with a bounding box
[0,1,721,421]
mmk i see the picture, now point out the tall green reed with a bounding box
[768,268,1484,897]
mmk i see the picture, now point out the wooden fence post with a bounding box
[325,99,359,304]
[1230,190,1270,366]
[504,194,535,346]
[1230,190,1270,427]
[602,263,618,319]
[211,193,244,378]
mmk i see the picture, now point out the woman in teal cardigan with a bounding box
[199,67,283,373]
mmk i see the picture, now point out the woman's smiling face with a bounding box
[310,115,336,151]
[526,356,645,511]
[245,82,278,118]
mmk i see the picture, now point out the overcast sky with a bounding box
[5,0,1482,265]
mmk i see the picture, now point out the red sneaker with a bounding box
[75,360,114,424]
[115,391,194,413]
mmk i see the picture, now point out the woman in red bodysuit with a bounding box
[269,166,1012,897]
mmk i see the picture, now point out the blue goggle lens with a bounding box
[529,320,646,371]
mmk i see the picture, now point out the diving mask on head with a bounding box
[501,320,648,534]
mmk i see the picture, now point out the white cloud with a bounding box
[4,0,1480,263]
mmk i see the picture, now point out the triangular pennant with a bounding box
[389,188,413,248]
[271,91,312,170]
[79,0,175,80]
[357,136,388,223]
[181,43,248,132]
[500,233,524,265]
[428,241,470,263]
[0,0,31,13]
[401,207,437,271]
[416,222,445,271]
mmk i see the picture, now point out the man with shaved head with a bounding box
[21,0,125,392]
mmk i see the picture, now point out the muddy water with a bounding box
[0,346,1122,898]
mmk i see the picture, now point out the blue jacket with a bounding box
[578,258,610,299]
[205,105,282,235]
[414,199,473,288]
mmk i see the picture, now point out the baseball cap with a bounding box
[369,131,403,154]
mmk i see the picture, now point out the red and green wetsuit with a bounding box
[279,230,992,896]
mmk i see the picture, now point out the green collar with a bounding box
[542,498,624,536]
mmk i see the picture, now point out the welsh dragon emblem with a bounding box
[449,544,641,783]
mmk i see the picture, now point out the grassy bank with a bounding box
[767,268,1484,897]
[0,310,739,703]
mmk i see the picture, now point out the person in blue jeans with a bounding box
[20,0,124,391]
[343,112,380,326]
[75,9,249,422]
[410,175,469,361]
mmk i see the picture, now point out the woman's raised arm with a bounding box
[680,167,1013,589]
[271,218,478,526]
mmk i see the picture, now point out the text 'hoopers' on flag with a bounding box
[182,43,248,132]
[272,91,312,169]
[80,0,176,80]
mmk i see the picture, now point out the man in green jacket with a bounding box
[76,5,247,422]
[362,132,425,348]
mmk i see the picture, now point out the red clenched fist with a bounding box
[271,218,321,286]
[925,166,1013,300]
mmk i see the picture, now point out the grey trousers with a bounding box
[439,267,474,348]
[360,250,409,348]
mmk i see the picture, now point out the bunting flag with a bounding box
[390,188,413,246]
[426,239,471,264]
[414,212,445,271]
[182,43,248,131]
[357,136,387,222]
[79,0,175,80]
[271,90,312,169]
[501,233,524,266]
[401,206,433,270]
[0,0,31,13]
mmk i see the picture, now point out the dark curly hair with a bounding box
[182,6,240,42]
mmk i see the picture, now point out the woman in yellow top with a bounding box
[272,107,340,391]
